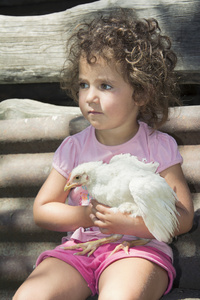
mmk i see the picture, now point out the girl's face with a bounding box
[78,56,140,145]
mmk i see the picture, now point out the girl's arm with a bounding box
[159,163,194,236]
[90,163,194,239]
[33,168,94,232]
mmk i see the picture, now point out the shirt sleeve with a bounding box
[149,131,183,173]
[52,136,78,179]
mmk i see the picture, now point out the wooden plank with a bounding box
[1,208,200,292]
[0,0,199,84]
[0,146,199,190]
[1,103,199,142]
[0,153,53,189]
[1,104,200,154]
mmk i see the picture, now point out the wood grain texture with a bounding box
[0,0,199,84]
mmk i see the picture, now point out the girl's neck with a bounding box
[95,122,139,146]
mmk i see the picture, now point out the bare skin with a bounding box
[98,258,169,300]
[13,258,92,300]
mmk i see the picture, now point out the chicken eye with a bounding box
[75,176,80,180]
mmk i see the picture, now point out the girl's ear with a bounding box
[133,91,146,107]
[133,84,155,107]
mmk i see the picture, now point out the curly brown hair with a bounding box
[61,7,180,129]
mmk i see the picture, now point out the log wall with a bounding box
[0,1,200,299]
[0,0,200,84]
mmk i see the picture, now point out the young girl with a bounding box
[14,8,194,300]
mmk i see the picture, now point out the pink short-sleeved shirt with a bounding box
[52,121,183,258]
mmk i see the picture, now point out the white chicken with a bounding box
[63,153,179,256]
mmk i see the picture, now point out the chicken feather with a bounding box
[63,153,179,255]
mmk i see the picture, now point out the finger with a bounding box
[90,199,98,207]
[93,218,107,228]
[90,200,98,214]
[90,206,107,223]
[90,204,98,216]
[95,210,107,220]
[95,205,111,215]
[91,199,110,212]
[89,213,99,223]
[90,200,106,216]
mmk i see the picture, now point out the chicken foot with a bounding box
[108,238,150,257]
[60,234,123,256]
[61,234,150,257]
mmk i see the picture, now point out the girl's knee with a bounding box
[99,285,141,300]
[13,277,48,300]
[98,290,138,300]
[99,290,158,300]
[13,284,34,300]
[13,283,52,300]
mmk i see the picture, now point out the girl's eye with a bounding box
[101,83,112,90]
[79,82,89,89]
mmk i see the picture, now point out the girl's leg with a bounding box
[13,257,92,300]
[98,257,168,300]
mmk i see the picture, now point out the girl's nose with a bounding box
[86,87,99,104]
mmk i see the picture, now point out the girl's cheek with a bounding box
[78,96,85,109]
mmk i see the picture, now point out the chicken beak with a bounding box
[64,182,78,192]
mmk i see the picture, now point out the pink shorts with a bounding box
[36,240,176,296]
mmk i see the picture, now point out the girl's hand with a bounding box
[89,199,140,236]
[90,199,119,234]
[90,199,155,239]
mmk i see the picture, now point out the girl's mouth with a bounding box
[88,110,103,115]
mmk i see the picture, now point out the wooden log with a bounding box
[0,99,79,120]
[0,193,200,290]
[0,146,199,191]
[1,193,199,227]
[2,100,199,135]
[1,210,199,291]
[1,206,200,294]
[0,153,53,189]
[1,102,200,155]
[0,102,82,142]
[0,208,64,242]
[0,0,199,84]
[161,289,200,300]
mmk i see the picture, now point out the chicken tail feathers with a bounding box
[129,175,179,243]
